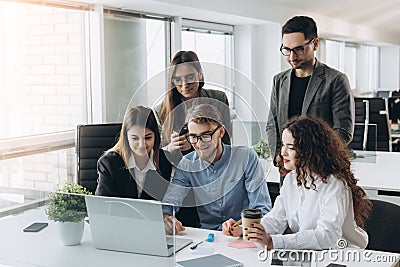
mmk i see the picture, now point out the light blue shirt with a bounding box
[162,144,272,230]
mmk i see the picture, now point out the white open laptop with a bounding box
[85,195,192,257]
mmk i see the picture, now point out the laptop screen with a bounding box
[84,195,191,261]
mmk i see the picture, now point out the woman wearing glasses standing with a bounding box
[266,16,354,170]
[154,51,232,158]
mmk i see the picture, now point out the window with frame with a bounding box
[0,4,173,191]
[100,9,171,122]
[0,1,89,190]
[0,1,88,139]
[323,39,380,93]
[181,19,234,106]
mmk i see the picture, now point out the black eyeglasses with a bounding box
[280,38,314,56]
[171,73,197,86]
[186,125,221,144]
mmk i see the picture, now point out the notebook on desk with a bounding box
[84,195,192,257]
[176,254,243,267]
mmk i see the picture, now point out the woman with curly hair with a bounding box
[223,116,371,250]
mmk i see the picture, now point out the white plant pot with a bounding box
[58,221,84,246]
[260,157,274,173]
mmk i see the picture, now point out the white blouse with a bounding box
[127,150,156,198]
[262,170,368,250]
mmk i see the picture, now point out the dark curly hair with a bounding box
[278,116,371,229]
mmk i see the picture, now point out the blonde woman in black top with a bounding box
[95,106,172,200]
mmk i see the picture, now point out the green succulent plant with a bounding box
[46,182,92,223]
[253,139,271,159]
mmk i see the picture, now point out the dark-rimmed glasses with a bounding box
[280,38,314,56]
[186,125,221,144]
[171,73,197,86]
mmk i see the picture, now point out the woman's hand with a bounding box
[247,223,273,249]
[167,132,192,153]
[222,218,243,237]
[163,214,185,235]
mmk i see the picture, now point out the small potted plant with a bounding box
[253,139,272,172]
[46,182,92,246]
[253,139,271,159]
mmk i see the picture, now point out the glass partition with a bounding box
[0,186,49,218]
[83,195,177,266]
[0,147,75,191]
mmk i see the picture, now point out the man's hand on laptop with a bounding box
[163,213,185,234]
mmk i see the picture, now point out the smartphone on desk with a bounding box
[23,222,48,232]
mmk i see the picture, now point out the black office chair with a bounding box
[388,97,400,152]
[388,97,400,122]
[365,199,400,253]
[354,97,391,151]
[76,123,122,193]
[391,90,400,97]
[267,182,280,207]
[76,123,201,228]
[349,123,377,151]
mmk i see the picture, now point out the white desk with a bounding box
[0,207,398,267]
[351,151,399,191]
[264,151,400,204]
[350,151,400,205]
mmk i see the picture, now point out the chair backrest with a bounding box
[391,90,400,97]
[365,199,400,253]
[76,123,122,193]
[354,97,391,151]
[349,123,377,151]
[388,97,400,122]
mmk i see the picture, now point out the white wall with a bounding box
[233,23,281,145]
[155,0,400,45]
[380,46,400,90]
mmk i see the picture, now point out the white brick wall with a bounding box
[29,25,54,35]
[44,95,70,105]
[43,75,69,85]
[31,85,57,94]
[43,55,68,64]
[0,3,86,191]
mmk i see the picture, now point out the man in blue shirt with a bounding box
[163,104,271,232]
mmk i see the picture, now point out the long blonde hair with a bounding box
[110,106,161,171]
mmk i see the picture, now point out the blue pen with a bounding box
[190,233,214,250]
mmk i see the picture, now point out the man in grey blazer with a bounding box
[266,16,354,163]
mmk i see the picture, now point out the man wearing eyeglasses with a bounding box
[266,16,354,167]
[162,104,271,232]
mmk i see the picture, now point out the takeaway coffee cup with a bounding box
[241,208,262,241]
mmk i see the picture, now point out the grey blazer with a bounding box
[266,58,355,156]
